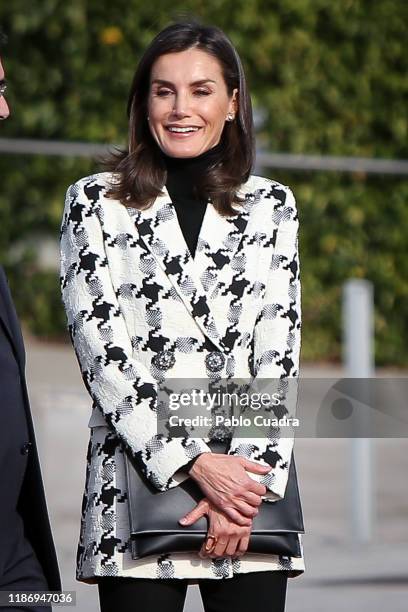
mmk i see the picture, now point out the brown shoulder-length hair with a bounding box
[105,18,255,217]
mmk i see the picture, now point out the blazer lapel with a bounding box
[193,190,251,298]
[0,268,26,369]
[127,182,255,354]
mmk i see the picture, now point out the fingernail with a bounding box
[179,518,187,524]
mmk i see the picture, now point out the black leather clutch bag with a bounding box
[124,439,305,560]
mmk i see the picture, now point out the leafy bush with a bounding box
[0,1,407,364]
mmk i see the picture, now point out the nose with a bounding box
[0,95,9,120]
[171,91,190,117]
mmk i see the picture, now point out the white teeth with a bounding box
[168,127,200,133]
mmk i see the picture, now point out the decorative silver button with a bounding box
[205,351,225,373]
[152,350,176,371]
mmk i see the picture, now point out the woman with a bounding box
[60,19,304,612]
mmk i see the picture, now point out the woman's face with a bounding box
[147,47,238,158]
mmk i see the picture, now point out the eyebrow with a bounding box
[151,79,217,87]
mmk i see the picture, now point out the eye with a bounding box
[156,89,172,97]
[194,89,210,96]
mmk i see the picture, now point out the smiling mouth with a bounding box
[166,126,203,136]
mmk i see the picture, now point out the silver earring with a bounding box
[147,116,150,121]
[226,113,234,121]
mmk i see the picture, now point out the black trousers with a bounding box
[98,570,288,612]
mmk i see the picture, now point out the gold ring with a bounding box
[205,534,218,552]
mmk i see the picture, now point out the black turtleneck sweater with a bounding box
[161,141,223,259]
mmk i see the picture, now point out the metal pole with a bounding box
[2,137,408,174]
[343,279,375,543]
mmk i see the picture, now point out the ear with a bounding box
[230,88,239,115]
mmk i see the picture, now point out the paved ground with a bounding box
[25,337,408,611]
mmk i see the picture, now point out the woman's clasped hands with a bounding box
[178,452,272,559]
[179,497,252,559]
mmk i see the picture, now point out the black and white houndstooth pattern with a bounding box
[59,171,304,581]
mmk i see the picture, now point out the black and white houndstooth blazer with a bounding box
[59,171,304,581]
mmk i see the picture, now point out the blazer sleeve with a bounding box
[227,185,301,501]
[59,179,212,492]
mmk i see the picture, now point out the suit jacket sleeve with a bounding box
[227,185,301,501]
[59,179,212,492]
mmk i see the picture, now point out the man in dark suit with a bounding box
[0,32,61,607]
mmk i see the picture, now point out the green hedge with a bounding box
[0,1,407,365]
